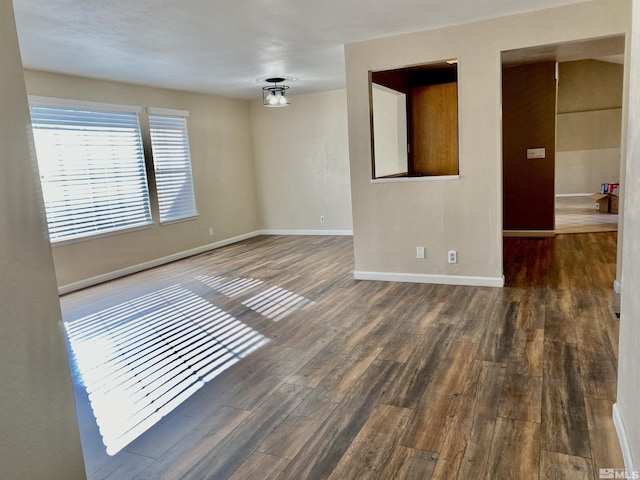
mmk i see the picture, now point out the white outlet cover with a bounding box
[417,246,425,259]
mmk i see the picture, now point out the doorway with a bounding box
[501,36,625,235]
[554,58,624,234]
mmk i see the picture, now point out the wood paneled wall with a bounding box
[502,62,557,232]
[410,82,459,176]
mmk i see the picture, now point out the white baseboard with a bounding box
[58,231,261,295]
[353,271,505,287]
[614,279,622,294]
[503,230,555,238]
[613,403,635,474]
[259,229,353,236]
[555,193,592,197]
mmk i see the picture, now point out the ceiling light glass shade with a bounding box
[278,93,289,106]
[265,91,277,105]
[262,77,290,107]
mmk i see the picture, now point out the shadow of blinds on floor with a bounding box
[65,284,269,455]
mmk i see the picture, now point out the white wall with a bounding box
[23,70,260,288]
[0,2,85,478]
[372,84,408,177]
[617,0,640,469]
[250,89,353,233]
[345,0,629,286]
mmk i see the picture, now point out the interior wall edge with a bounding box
[1,2,86,477]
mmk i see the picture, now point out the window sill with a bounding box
[371,174,460,184]
[159,214,200,226]
[51,222,155,247]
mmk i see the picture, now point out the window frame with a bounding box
[28,96,154,244]
[369,60,460,181]
[147,107,199,225]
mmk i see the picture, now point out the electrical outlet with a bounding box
[320,215,325,224]
[209,227,214,237]
[448,250,457,264]
[416,246,425,259]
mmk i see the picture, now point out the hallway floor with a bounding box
[555,196,618,234]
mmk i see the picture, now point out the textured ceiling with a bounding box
[13,0,598,100]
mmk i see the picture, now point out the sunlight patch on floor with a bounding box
[242,285,315,321]
[65,284,269,455]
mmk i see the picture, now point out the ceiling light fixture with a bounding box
[262,77,290,107]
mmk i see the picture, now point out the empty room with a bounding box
[3,0,640,479]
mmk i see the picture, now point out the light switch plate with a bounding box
[527,148,546,159]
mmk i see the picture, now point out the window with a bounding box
[370,60,459,180]
[29,97,152,242]
[148,108,198,223]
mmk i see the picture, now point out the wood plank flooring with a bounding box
[60,233,623,480]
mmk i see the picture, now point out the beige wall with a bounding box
[556,60,623,194]
[250,89,353,232]
[617,0,640,469]
[345,0,629,283]
[557,59,624,113]
[23,70,260,288]
[0,2,85,479]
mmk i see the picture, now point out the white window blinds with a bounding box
[148,108,198,223]
[29,98,152,242]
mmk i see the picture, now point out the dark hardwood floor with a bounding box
[60,233,622,479]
